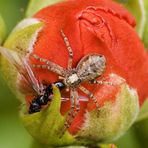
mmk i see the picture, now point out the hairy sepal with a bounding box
[77,83,139,142]
[0,19,43,99]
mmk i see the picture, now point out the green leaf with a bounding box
[0,14,6,44]
[137,98,148,122]
[134,117,148,147]
[26,0,62,17]
[142,0,148,48]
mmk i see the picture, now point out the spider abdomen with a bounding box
[77,54,106,82]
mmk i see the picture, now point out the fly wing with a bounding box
[0,46,22,71]
[0,46,42,95]
[23,59,44,94]
[76,54,106,82]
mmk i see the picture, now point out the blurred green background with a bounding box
[0,0,33,148]
[0,0,148,148]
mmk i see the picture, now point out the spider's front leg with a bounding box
[89,79,114,86]
[31,54,66,76]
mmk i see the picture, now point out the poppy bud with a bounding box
[0,0,148,147]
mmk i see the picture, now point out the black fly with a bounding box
[29,81,65,114]
[0,46,66,114]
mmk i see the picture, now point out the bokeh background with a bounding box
[0,0,148,148]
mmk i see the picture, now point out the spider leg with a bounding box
[60,89,80,137]
[78,85,100,109]
[32,63,65,76]
[67,90,80,125]
[60,30,73,69]
[74,90,80,113]
[64,89,75,127]
[31,54,65,76]
[89,79,114,86]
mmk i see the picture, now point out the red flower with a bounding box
[26,0,148,134]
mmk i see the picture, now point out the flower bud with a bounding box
[0,0,147,147]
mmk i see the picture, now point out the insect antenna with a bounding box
[23,59,44,94]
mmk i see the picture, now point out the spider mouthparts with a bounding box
[58,76,65,80]
[66,88,69,92]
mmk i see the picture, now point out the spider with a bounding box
[31,30,113,134]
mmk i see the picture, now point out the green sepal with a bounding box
[20,86,76,147]
[26,0,62,17]
[4,22,43,52]
[0,22,43,99]
[137,98,148,122]
[0,14,6,44]
[78,84,139,142]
